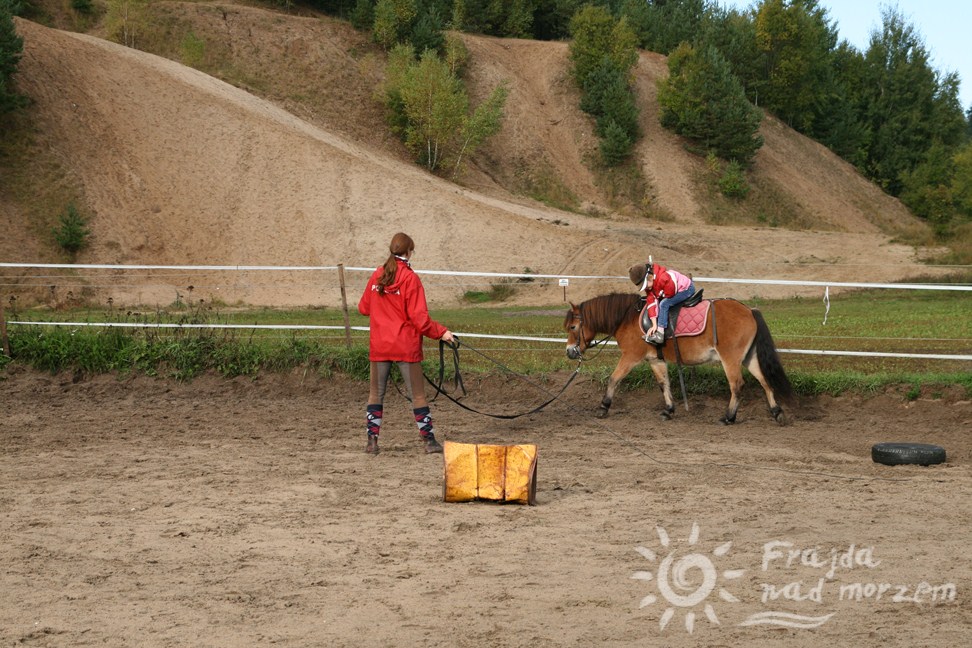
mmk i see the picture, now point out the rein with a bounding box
[422,338,583,420]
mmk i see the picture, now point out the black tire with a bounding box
[872,443,946,467]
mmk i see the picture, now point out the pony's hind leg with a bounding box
[746,354,786,425]
[719,360,746,425]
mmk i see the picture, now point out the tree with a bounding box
[696,3,759,89]
[442,32,468,76]
[384,45,508,175]
[104,0,149,49]
[451,80,509,178]
[658,42,763,163]
[532,0,584,41]
[859,8,966,196]
[1,0,24,115]
[952,142,972,218]
[569,5,640,165]
[350,0,375,30]
[568,4,638,87]
[400,49,464,170]
[501,0,534,39]
[749,0,838,133]
[373,0,416,49]
[814,40,869,165]
[410,3,445,55]
[620,0,708,55]
[584,59,639,141]
[459,0,536,38]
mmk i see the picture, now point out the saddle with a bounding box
[639,290,709,341]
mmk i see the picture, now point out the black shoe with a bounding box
[423,435,443,454]
[365,434,379,454]
[646,330,665,345]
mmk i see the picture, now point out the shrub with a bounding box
[53,204,91,255]
[463,282,515,303]
[71,0,93,14]
[599,119,634,167]
[179,31,205,68]
[718,160,750,198]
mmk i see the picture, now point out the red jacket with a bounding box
[646,263,691,300]
[358,259,447,362]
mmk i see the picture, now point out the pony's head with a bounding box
[564,301,591,360]
[564,293,642,359]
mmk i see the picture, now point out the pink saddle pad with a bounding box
[673,301,710,337]
[639,300,710,338]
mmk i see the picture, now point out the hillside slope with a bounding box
[3,8,942,306]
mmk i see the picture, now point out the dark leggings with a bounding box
[368,361,427,408]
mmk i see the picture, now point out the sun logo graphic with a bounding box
[631,522,745,634]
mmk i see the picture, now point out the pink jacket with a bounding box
[643,263,692,317]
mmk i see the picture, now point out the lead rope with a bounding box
[422,337,585,420]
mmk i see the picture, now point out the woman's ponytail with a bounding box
[377,232,414,295]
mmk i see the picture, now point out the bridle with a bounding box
[566,306,611,360]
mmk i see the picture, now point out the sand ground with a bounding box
[1,367,969,647]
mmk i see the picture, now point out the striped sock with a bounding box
[366,404,382,437]
[413,406,434,439]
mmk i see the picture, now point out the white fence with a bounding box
[1,262,971,363]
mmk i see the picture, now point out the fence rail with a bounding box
[2,262,970,364]
[2,262,972,291]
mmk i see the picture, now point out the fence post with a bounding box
[337,264,352,349]
[0,300,9,357]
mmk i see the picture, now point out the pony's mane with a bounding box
[577,292,641,334]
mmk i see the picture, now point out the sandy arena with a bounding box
[1,366,969,647]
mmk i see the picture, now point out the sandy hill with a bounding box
[3,4,943,306]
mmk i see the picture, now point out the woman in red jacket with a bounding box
[358,232,455,455]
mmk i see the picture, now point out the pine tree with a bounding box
[0,0,24,114]
[658,43,763,164]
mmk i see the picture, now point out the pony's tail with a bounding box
[751,309,794,404]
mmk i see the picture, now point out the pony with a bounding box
[564,293,793,425]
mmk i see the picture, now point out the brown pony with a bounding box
[564,293,793,425]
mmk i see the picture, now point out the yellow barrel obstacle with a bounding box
[443,441,538,505]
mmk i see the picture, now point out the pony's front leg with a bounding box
[596,352,644,418]
[648,358,675,419]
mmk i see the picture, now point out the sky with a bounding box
[723,1,971,110]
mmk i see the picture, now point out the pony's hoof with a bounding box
[719,416,735,426]
[660,410,674,421]
[773,410,788,426]
[595,407,610,419]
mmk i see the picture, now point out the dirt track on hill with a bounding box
[1,368,969,647]
[6,14,950,310]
